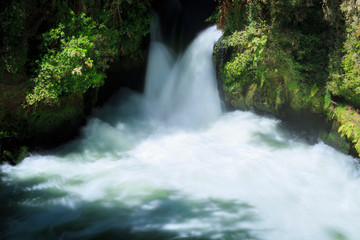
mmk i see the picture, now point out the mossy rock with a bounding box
[1,146,28,165]
[320,121,351,155]
[22,93,85,148]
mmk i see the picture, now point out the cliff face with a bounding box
[213,0,360,157]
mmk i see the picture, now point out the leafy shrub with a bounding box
[24,1,152,105]
[333,105,360,156]
[26,11,120,105]
[222,23,268,93]
[327,1,360,107]
[105,0,152,58]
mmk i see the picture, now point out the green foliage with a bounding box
[26,11,120,105]
[269,0,319,27]
[217,0,335,86]
[219,17,326,112]
[215,0,338,116]
[217,0,266,36]
[217,0,247,35]
[324,91,332,109]
[271,1,332,85]
[105,0,152,57]
[331,24,360,105]
[322,0,343,26]
[25,1,152,105]
[222,23,268,91]
[24,93,84,138]
[0,0,27,75]
[310,85,319,97]
[0,0,153,163]
[327,0,360,107]
[333,105,360,156]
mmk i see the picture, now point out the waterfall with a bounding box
[1,20,360,240]
[144,24,222,126]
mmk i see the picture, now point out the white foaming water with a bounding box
[1,26,360,240]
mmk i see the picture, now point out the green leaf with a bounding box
[310,84,319,97]
[324,92,331,108]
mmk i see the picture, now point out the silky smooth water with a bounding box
[145,26,221,126]
[1,26,360,240]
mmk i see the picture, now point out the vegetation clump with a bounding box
[26,1,152,105]
[332,105,360,154]
[215,0,329,113]
[26,11,118,105]
[327,1,360,107]
[0,0,153,163]
[214,0,360,156]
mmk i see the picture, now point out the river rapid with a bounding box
[1,26,360,240]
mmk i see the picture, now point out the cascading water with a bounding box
[1,24,360,240]
[145,25,222,126]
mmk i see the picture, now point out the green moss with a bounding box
[0,81,85,164]
[320,130,350,155]
[1,145,28,165]
[23,93,84,141]
[245,84,257,106]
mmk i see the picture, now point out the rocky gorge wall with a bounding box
[213,0,360,157]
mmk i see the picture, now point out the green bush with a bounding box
[26,11,120,105]
[217,0,266,36]
[25,1,152,105]
[104,0,152,57]
[327,1,360,107]
[333,105,360,156]
[222,23,268,93]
